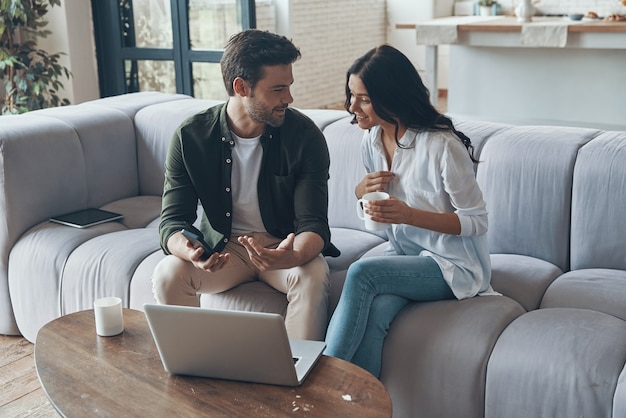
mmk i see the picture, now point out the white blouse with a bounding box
[361,126,493,299]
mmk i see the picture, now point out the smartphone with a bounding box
[181,229,212,260]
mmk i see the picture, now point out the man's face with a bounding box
[245,64,294,127]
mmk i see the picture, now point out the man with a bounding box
[152,29,338,341]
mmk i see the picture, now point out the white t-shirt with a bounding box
[230,132,266,234]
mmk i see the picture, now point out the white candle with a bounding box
[94,297,124,336]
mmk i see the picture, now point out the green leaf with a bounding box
[1,0,72,113]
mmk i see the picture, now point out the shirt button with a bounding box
[229,141,234,145]
[226,212,231,217]
[223,238,228,243]
[221,137,226,142]
[226,158,231,164]
[225,187,231,192]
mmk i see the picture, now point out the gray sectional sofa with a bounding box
[1,92,625,417]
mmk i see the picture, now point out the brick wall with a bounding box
[259,0,386,109]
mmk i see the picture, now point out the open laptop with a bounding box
[143,304,326,386]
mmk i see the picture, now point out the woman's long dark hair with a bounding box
[345,45,478,163]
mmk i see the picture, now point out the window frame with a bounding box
[91,0,256,97]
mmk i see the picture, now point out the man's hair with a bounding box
[221,29,301,96]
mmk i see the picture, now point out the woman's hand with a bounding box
[366,196,412,225]
[367,197,462,235]
[356,171,394,198]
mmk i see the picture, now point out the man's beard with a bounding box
[247,94,287,128]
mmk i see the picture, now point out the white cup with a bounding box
[356,191,390,231]
[94,296,124,336]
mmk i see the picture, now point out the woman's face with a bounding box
[348,74,384,130]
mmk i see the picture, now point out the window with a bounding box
[91,0,269,99]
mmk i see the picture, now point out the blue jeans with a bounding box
[324,256,455,378]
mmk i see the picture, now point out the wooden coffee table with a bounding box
[35,309,392,417]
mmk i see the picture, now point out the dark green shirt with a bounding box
[159,102,338,256]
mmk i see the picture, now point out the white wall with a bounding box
[38,1,99,105]
[386,0,455,91]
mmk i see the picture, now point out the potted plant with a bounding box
[478,0,497,16]
[0,0,72,115]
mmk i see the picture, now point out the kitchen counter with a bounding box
[462,18,626,33]
[397,16,626,33]
[399,16,626,129]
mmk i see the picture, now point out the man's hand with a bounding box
[186,243,231,272]
[168,231,230,272]
[238,233,301,271]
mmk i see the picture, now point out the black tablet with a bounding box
[49,208,123,228]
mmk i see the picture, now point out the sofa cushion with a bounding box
[81,91,191,118]
[59,228,162,315]
[570,131,626,271]
[0,115,85,334]
[381,295,525,418]
[323,117,376,232]
[476,125,599,272]
[541,268,626,321]
[134,98,224,196]
[8,219,127,341]
[8,192,162,342]
[485,308,626,418]
[33,105,141,207]
[101,195,162,229]
[454,119,510,165]
[490,253,562,311]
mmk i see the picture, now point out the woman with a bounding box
[324,45,493,378]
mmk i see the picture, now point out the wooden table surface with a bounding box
[35,309,392,417]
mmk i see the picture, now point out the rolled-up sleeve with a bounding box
[442,137,488,237]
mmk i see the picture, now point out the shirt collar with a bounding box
[372,126,417,149]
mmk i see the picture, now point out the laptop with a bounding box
[143,304,326,386]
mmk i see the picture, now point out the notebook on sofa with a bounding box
[143,304,326,386]
[49,208,123,228]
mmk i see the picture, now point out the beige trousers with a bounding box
[151,232,330,341]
